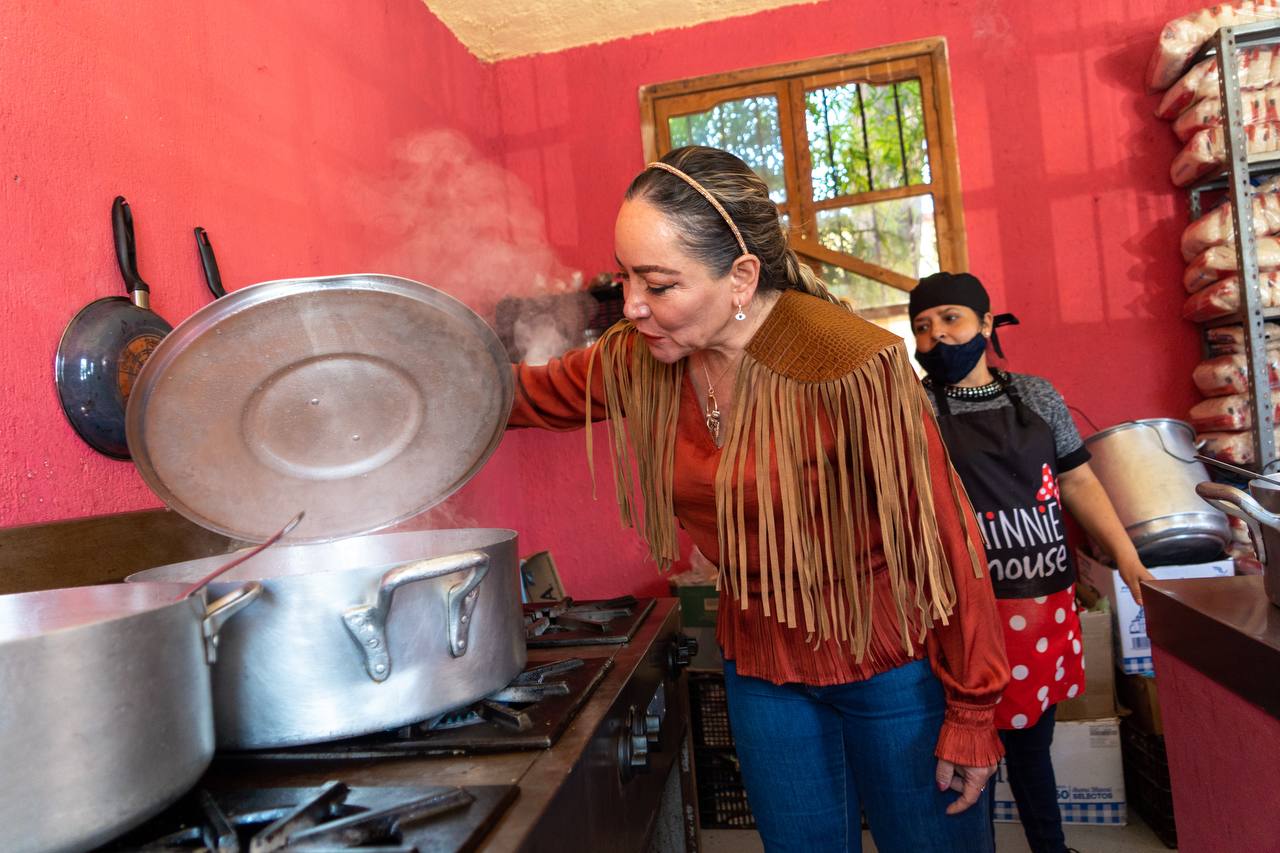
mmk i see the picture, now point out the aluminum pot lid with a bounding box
[125,274,513,543]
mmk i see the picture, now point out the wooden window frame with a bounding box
[638,37,967,293]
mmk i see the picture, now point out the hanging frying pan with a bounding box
[54,196,173,459]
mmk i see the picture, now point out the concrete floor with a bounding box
[702,812,1173,852]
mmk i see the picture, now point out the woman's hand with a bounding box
[934,758,996,815]
[1118,557,1156,606]
[1059,463,1154,602]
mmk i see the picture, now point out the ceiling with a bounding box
[422,0,821,62]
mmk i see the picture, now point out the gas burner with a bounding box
[524,596,656,646]
[218,658,612,760]
[97,782,517,852]
[424,658,583,734]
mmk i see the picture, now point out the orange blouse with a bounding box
[509,337,1009,768]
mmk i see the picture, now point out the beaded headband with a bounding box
[645,162,749,257]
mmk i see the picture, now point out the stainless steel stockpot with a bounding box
[0,581,259,853]
[130,528,525,750]
[1084,418,1229,564]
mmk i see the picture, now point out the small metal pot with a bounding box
[0,581,260,853]
[129,528,525,750]
[1084,418,1230,564]
[1197,480,1280,608]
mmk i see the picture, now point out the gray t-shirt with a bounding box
[923,371,1091,471]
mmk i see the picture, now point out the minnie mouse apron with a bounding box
[934,379,1085,730]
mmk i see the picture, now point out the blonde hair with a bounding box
[627,146,848,309]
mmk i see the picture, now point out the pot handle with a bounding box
[200,582,263,664]
[342,550,491,683]
[1195,481,1280,564]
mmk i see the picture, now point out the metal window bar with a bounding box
[1218,24,1278,472]
[854,84,874,192]
[892,82,910,187]
[819,88,839,199]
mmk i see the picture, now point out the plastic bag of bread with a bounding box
[1206,322,1280,353]
[1189,392,1280,429]
[1233,547,1265,575]
[1197,426,1280,464]
[1228,515,1254,545]
[1149,1,1280,92]
[1193,349,1280,396]
[1173,85,1280,141]
[1181,192,1280,260]
[1184,236,1280,290]
[1156,44,1280,119]
[1182,272,1280,320]
[1172,122,1280,186]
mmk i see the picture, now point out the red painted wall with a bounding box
[1153,648,1280,851]
[0,1,1230,599]
[0,0,654,598]
[0,4,501,519]
[492,0,1201,431]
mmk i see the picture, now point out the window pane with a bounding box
[667,96,786,203]
[816,194,939,279]
[820,265,909,311]
[806,78,930,200]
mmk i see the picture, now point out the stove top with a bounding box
[216,657,612,761]
[96,782,518,852]
[524,596,655,647]
[87,598,684,853]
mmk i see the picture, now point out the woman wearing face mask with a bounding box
[909,272,1153,853]
[508,148,1010,852]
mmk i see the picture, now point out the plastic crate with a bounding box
[1120,719,1171,787]
[689,674,734,749]
[694,748,755,829]
[1121,721,1177,849]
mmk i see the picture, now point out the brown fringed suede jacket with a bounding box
[509,290,1010,767]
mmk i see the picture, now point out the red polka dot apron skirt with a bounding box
[933,378,1084,730]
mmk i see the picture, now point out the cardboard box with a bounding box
[673,583,719,628]
[992,717,1126,826]
[1076,551,1234,676]
[1116,672,1163,735]
[1056,600,1116,722]
[519,551,566,602]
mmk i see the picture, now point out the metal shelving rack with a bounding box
[1186,21,1280,474]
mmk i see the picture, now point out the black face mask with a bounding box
[914,335,988,385]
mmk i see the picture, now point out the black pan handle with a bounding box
[194,227,226,298]
[112,196,149,296]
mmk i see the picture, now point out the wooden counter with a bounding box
[1142,575,1280,853]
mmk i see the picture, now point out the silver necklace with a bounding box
[927,375,1005,401]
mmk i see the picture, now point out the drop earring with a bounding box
[734,300,746,322]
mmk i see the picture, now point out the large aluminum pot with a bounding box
[1197,480,1280,608]
[0,581,260,853]
[128,528,525,750]
[1084,418,1229,564]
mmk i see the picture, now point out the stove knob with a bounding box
[667,632,700,677]
[618,706,651,781]
[644,712,661,745]
[631,708,651,766]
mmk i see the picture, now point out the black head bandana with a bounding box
[908,272,1020,358]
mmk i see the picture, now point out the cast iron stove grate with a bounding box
[96,781,517,852]
[218,657,612,760]
[523,595,655,647]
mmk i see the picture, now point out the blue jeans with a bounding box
[723,658,994,853]
[990,705,1066,853]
